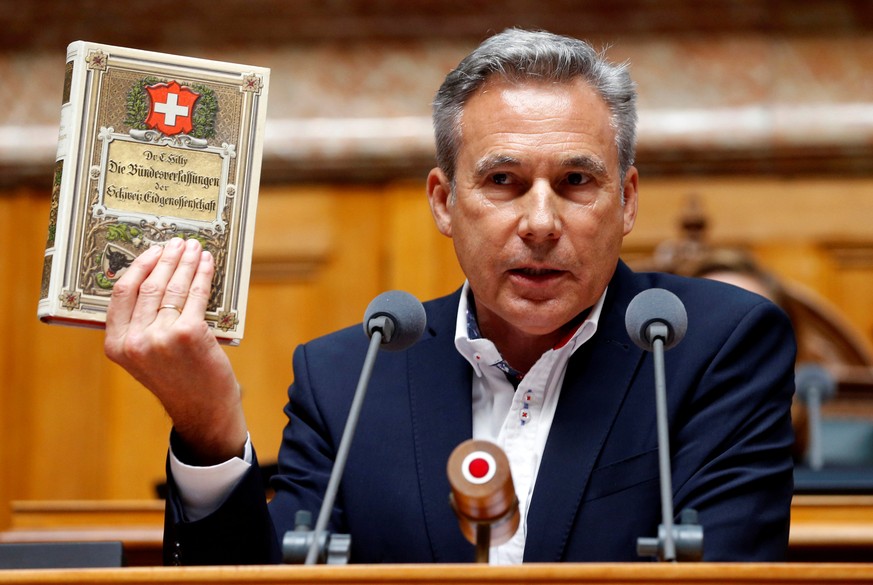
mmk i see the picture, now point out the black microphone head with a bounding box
[363,290,427,351]
[795,362,836,403]
[625,288,688,351]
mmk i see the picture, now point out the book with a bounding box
[38,41,270,345]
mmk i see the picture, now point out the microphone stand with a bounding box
[284,290,426,565]
[795,363,836,472]
[651,324,676,561]
[301,316,392,565]
[636,322,703,562]
[805,381,825,471]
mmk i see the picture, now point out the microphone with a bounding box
[795,363,836,471]
[283,291,427,565]
[363,289,428,351]
[625,288,702,562]
[447,439,519,563]
[625,287,688,351]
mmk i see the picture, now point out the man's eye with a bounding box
[567,172,588,185]
[492,173,511,185]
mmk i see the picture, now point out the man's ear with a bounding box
[621,166,639,236]
[426,167,453,237]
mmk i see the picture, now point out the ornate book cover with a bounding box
[38,41,270,345]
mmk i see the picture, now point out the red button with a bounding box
[468,457,490,479]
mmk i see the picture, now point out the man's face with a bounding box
[427,78,638,339]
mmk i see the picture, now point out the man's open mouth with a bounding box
[510,267,563,278]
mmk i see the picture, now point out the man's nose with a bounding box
[518,182,562,241]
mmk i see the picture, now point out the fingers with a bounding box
[181,244,216,318]
[106,237,215,336]
[131,238,199,327]
[106,243,163,338]
[155,243,215,323]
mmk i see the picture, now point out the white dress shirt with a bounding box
[453,281,604,564]
[171,282,604,564]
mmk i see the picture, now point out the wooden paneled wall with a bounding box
[2,175,873,529]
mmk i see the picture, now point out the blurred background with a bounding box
[2,0,873,546]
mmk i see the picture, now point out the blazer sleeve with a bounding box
[163,441,282,565]
[671,298,796,561]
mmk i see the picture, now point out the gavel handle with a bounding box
[475,523,491,563]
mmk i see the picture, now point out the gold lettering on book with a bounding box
[102,139,223,223]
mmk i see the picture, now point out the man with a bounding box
[105,29,796,564]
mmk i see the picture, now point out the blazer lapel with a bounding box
[523,263,646,561]
[407,291,477,562]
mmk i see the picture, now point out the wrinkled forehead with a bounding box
[457,77,620,167]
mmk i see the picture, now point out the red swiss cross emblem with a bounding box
[144,81,200,136]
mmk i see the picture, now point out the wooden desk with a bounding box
[0,501,163,567]
[788,495,873,562]
[3,497,873,565]
[1,563,873,585]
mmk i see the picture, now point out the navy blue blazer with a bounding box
[164,261,796,564]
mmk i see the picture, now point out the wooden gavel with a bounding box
[447,439,520,562]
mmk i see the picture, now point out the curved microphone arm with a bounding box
[650,323,677,562]
[304,324,386,565]
[282,291,426,565]
[626,289,703,562]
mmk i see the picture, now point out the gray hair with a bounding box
[432,28,637,187]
